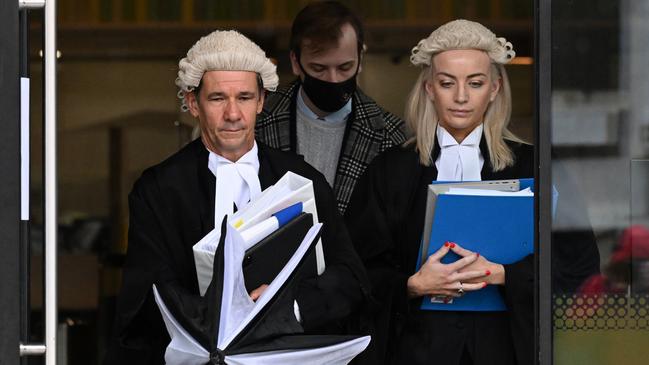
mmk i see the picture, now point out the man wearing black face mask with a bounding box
[256,1,408,214]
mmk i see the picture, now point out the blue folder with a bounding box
[419,179,534,311]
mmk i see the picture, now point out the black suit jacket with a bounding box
[104,139,369,364]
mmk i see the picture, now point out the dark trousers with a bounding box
[391,310,517,365]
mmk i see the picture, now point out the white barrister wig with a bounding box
[410,19,516,67]
[176,30,279,111]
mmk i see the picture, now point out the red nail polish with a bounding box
[486,270,491,276]
[444,242,449,247]
[450,243,456,248]
[482,282,488,288]
[476,253,480,258]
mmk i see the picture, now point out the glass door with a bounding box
[546,0,649,364]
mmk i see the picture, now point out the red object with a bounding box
[609,225,649,263]
[578,275,610,294]
[577,225,649,294]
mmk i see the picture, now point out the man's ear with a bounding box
[357,54,363,74]
[289,51,301,77]
[357,44,366,74]
[185,91,200,118]
[256,91,265,114]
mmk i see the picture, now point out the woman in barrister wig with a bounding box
[345,20,598,365]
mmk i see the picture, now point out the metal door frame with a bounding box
[0,0,22,359]
[536,0,553,364]
[1,0,57,363]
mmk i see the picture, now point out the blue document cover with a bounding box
[419,189,534,311]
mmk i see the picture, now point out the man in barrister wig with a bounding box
[104,30,369,364]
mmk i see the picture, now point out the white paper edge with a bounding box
[445,187,534,196]
[20,77,30,220]
[193,228,221,296]
[224,335,371,365]
[152,285,209,360]
[193,171,326,296]
[219,223,323,349]
[217,225,256,346]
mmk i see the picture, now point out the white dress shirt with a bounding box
[435,124,484,181]
[208,142,261,228]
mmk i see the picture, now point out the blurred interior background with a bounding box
[20,1,649,364]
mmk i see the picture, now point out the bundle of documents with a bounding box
[154,219,370,364]
[242,210,317,292]
[418,179,535,311]
[193,171,325,296]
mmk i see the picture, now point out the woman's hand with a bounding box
[451,243,506,285]
[407,242,488,298]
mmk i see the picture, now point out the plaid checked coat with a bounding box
[256,80,408,214]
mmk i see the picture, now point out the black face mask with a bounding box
[298,59,358,113]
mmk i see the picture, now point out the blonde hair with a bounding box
[405,19,524,171]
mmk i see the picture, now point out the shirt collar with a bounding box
[296,86,352,124]
[437,124,484,148]
[209,141,260,172]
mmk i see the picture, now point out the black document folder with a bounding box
[243,212,317,292]
[153,217,370,364]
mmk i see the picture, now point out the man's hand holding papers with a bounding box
[193,171,323,296]
[152,218,371,364]
[248,284,268,301]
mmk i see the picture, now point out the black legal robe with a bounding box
[345,138,600,365]
[104,139,370,364]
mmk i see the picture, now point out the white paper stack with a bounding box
[193,171,325,296]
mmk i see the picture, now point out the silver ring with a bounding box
[457,282,465,296]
